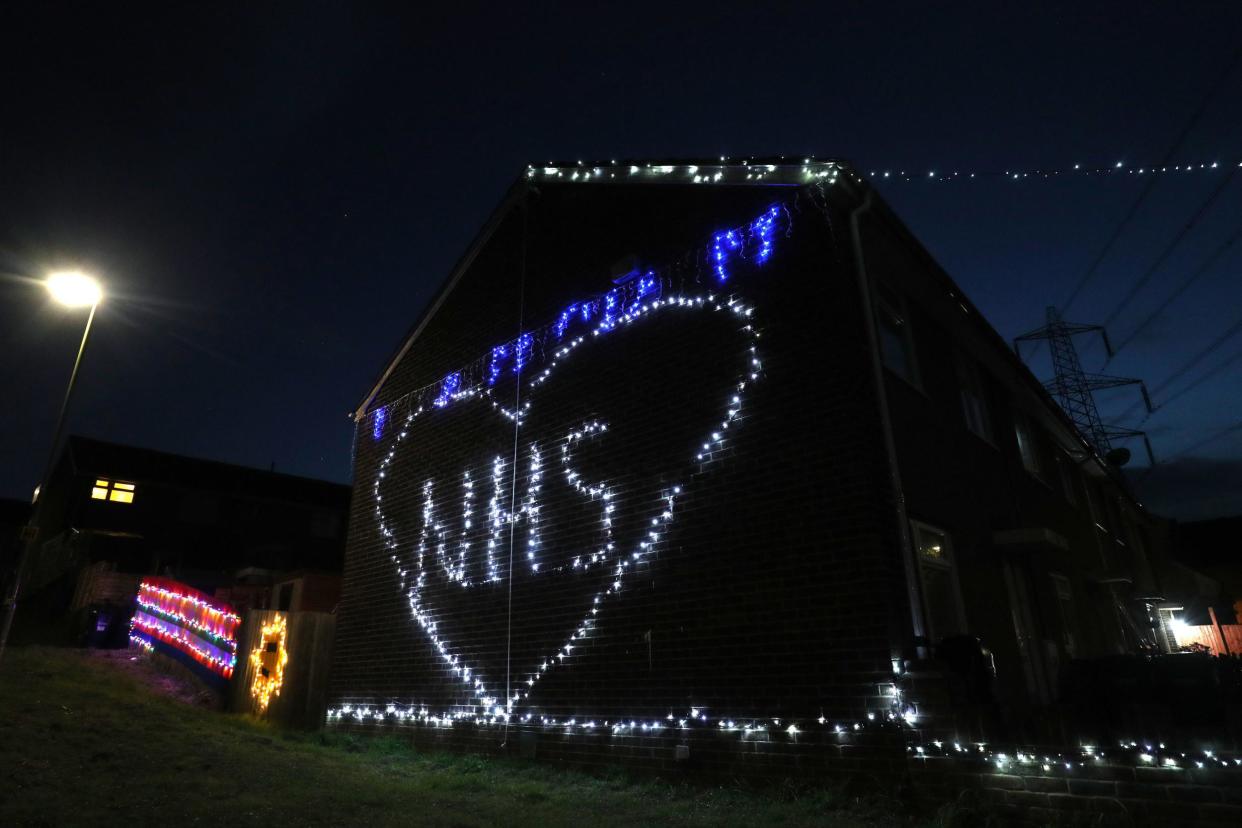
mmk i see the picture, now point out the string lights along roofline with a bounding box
[526,157,847,187]
[524,157,1238,187]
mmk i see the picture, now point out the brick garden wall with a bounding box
[909,754,1242,826]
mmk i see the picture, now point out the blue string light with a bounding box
[602,289,621,328]
[553,305,578,340]
[488,345,510,386]
[373,406,387,441]
[433,372,461,408]
[375,201,787,418]
[749,206,780,264]
[711,229,742,282]
[513,333,534,375]
[629,272,658,312]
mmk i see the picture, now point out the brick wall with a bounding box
[325,180,915,765]
[856,199,1172,723]
[909,754,1242,826]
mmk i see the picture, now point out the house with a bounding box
[1173,516,1242,614]
[0,498,32,588]
[19,435,350,638]
[326,159,1195,760]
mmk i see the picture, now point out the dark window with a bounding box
[1014,413,1043,478]
[276,583,293,611]
[1057,453,1078,506]
[1085,482,1106,531]
[875,283,919,385]
[1105,494,1126,544]
[1051,574,1078,658]
[956,353,992,441]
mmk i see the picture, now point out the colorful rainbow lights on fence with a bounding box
[129,578,241,679]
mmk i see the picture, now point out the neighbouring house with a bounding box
[326,159,1208,764]
[0,498,32,591]
[19,435,350,640]
[1173,516,1242,613]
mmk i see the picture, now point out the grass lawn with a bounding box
[0,646,926,827]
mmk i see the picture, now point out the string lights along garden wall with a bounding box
[129,577,241,680]
[328,178,913,750]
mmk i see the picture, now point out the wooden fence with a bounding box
[229,609,336,729]
[1174,623,1242,656]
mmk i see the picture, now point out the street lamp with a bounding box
[47,271,104,308]
[0,272,104,665]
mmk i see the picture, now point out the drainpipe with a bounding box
[848,188,928,658]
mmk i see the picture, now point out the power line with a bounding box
[1098,170,1237,337]
[1113,220,1242,354]
[1157,421,1242,466]
[1151,316,1242,397]
[1113,315,1242,422]
[1148,341,1242,413]
[1060,44,1242,315]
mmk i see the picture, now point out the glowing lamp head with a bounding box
[46,272,102,308]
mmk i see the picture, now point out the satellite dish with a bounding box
[1106,447,1132,467]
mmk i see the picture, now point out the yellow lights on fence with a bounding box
[249,613,289,713]
[91,478,136,504]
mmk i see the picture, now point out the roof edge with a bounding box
[351,158,853,422]
[352,178,531,421]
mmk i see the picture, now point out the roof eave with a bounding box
[351,178,531,421]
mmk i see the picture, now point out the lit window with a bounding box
[91,478,136,504]
[956,353,992,441]
[875,283,919,386]
[912,522,965,644]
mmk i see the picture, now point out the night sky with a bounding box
[3,2,1241,520]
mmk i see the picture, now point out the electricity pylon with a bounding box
[1014,307,1155,465]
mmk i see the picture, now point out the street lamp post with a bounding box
[0,272,103,666]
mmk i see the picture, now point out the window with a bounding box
[875,283,919,385]
[1084,481,1105,531]
[1128,520,1148,558]
[1050,574,1078,658]
[1056,453,1078,506]
[912,522,965,644]
[1013,414,1043,478]
[90,478,136,504]
[956,353,992,441]
[1156,605,1184,653]
[1105,495,1126,544]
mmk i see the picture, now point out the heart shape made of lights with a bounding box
[371,292,762,719]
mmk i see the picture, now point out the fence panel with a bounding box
[231,609,336,729]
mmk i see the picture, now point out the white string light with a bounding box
[865,159,1235,183]
[368,291,762,722]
